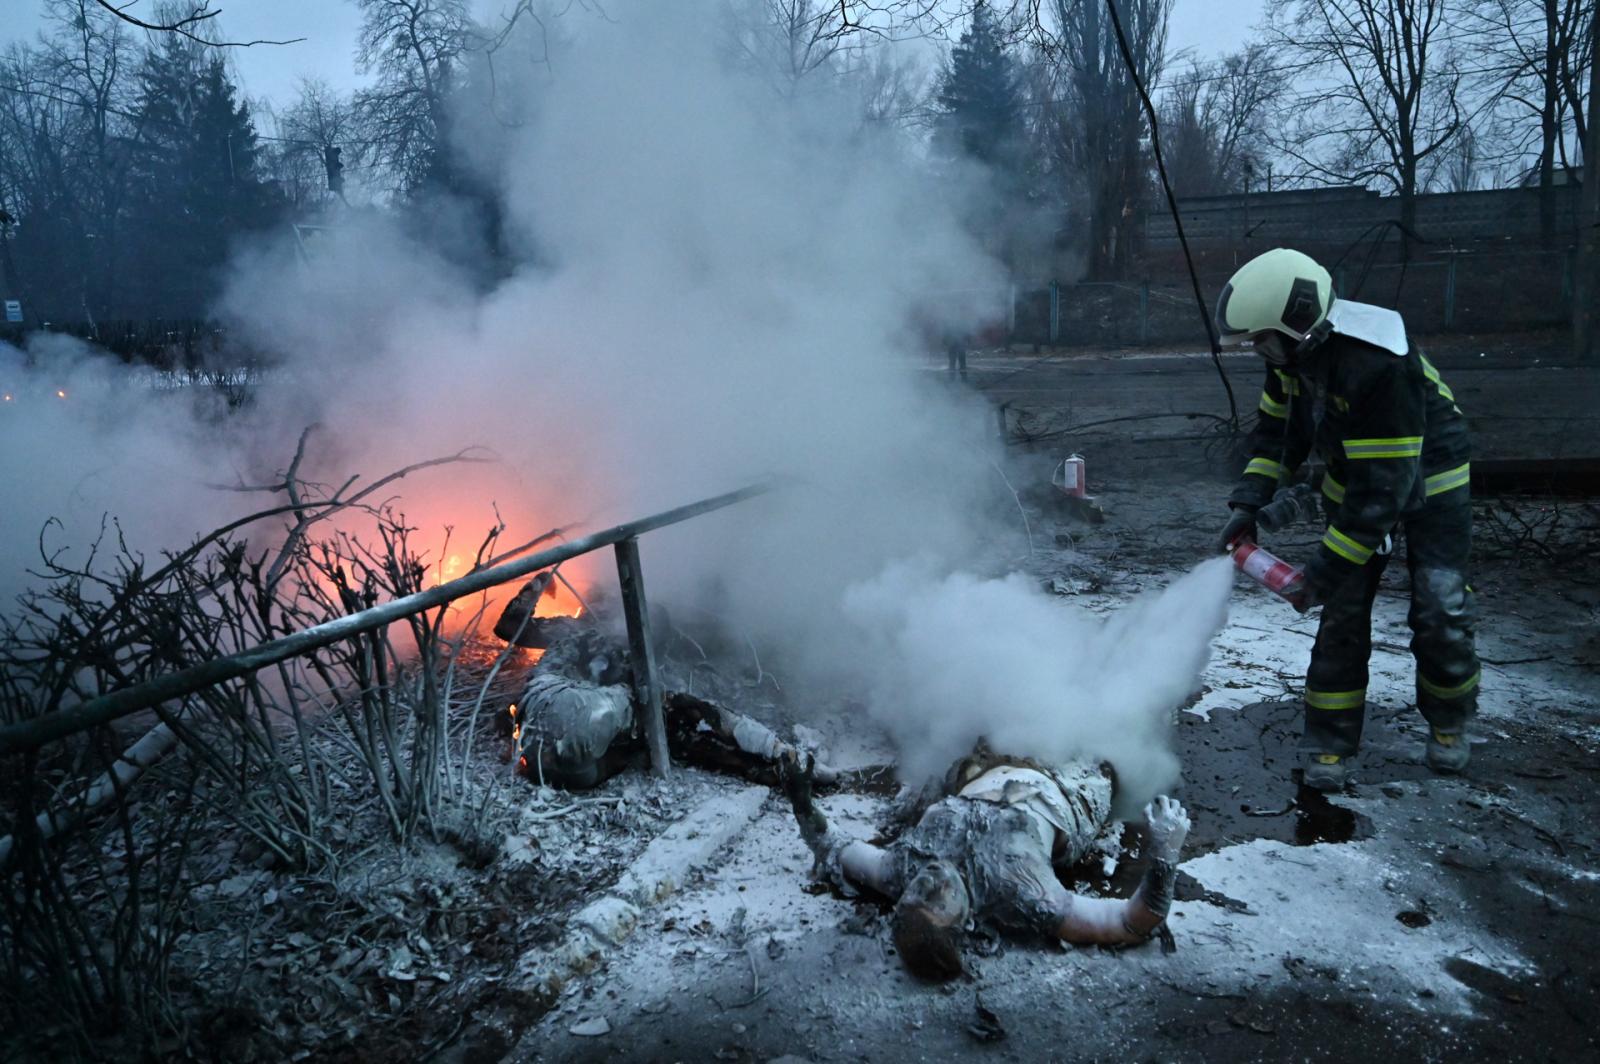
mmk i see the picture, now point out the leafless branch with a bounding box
[91,1,306,47]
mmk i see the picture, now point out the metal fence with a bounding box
[0,318,226,367]
[5,249,1577,364]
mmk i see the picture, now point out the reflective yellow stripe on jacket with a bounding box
[1322,526,1374,564]
[1324,463,1467,505]
[1419,354,1461,412]
[1343,437,1424,460]
[1259,392,1288,418]
[1245,457,1287,481]
[1424,462,1471,496]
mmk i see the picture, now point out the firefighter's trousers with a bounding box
[1303,491,1479,756]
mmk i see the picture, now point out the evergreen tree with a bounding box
[122,39,282,319]
[935,3,1024,177]
[934,3,1037,276]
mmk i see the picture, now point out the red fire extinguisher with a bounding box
[1230,539,1306,603]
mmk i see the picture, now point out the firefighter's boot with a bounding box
[1303,753,1348,792]
[1425,729,1470,774]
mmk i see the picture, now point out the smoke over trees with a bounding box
[933,2,1032,272]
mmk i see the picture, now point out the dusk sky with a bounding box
[0,0,1263,118]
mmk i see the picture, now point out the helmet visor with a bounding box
[1214,283,1251,346]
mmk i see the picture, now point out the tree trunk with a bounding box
[1399,165,1418,264]
[1539,3,1561,245]
[1574,17,1599,361]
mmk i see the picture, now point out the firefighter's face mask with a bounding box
[1250,331,1292,366]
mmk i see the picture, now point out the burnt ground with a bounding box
[507,333,1600,1064]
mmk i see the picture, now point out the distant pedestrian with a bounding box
[945,328,968,381]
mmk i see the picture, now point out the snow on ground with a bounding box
[1173,822,1531,1015]
[499,462,1599,1062]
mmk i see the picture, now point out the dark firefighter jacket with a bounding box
[1229,314,1471,594]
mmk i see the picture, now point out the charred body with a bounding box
[780,745,1188,979]
[497,589,843,791]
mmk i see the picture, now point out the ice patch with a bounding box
[1175,837,1530,1014]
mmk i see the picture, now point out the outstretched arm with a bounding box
[779,752,898,897]
[1052,796,1190,945]
[666,693,842,786]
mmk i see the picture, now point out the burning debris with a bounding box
[493,571,590,649]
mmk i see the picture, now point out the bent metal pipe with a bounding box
[0,482,773,756]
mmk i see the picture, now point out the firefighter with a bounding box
[1214,248,1478,791]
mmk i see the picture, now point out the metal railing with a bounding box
[0,483,772,777]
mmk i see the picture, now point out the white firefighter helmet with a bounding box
[1215,248,1334,345]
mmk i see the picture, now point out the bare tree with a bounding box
[1574,16,1598,360]
[262,78,363,211]
[1159,44,1283,197]
[88,0,304,47]
[1440,119,1479,190]
[1464,0,1592,240]
[758,0,852,88]
[0,1,146,317]
[719,0,931,130]
[1270,0,1463,255]
[1033,0,1172,279]
[842,40,930,127]
[352,0,473,195]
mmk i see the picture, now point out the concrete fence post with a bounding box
[1139,281,1150,346]
[1443,254,1458,331]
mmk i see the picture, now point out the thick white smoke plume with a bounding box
[845,558,1234,810]
[0,0,1232,801]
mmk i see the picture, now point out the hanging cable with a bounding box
[1100,0,1238,428]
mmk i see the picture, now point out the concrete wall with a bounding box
[1145,184,1585,252]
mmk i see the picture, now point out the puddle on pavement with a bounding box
[1292,784,1374,845]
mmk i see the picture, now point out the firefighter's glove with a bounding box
[1143,796,1191,864]
[1216,505,1259,554]
[1284,575,1324,615]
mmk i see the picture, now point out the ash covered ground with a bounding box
[505,454,1598,1064]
